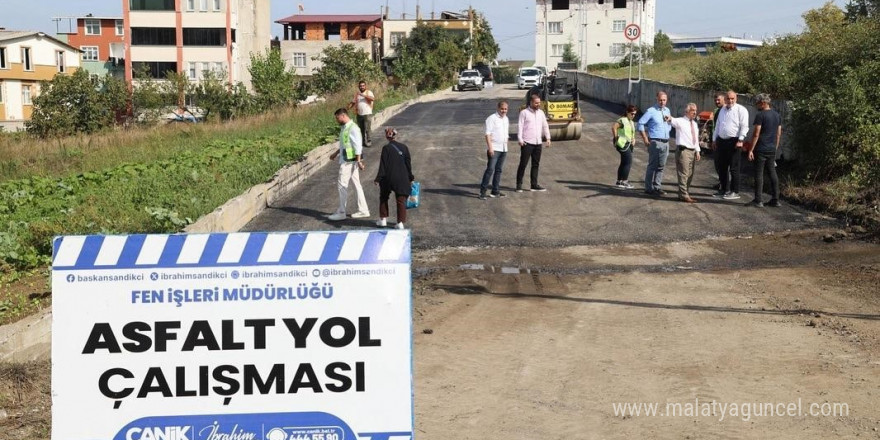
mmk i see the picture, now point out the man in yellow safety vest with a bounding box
[328,108,370,221]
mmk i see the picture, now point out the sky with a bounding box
[1,0,849,60]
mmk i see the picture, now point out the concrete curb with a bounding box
[184,86,454,233]
[0,86,455,363]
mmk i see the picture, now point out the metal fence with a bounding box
[558,70,796,160]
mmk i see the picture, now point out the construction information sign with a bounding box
[51,231,414,440]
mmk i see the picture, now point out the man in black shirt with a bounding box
[746,94,783,207]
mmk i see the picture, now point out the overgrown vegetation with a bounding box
[689,2,879,227]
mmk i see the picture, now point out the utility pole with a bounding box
[468,6,474,69]
[544,0,549,67]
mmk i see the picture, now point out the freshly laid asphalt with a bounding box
[244,85,835,248]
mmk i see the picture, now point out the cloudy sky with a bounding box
[2,0,848,60]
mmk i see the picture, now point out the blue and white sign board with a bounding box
[51,231,413,440]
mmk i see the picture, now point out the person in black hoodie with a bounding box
[374,127,414,229]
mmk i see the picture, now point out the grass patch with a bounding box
[588,53,701,86]
[0,86,417,324]
[782,176,880,235]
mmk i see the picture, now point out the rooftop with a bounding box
[276,14,383,25]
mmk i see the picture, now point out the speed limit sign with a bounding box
[624,23,641,41]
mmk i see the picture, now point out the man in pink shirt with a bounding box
[516,94,552,192]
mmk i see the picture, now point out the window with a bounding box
[200,0,208,11]
[213,0,221,10]
[132,61,177,79]
[81,46,99,61]
[85,19,101,35]
[182,28,226,46]
[0,82,4,103]
[130,0,175,10]
[212,62,223,74]
[547,22,563,34]
[188,62,197,79]
[56,51,66,73]
[21,47,32,71]
[614,0,627,8]
[186,0,195,10]
[551,44,566,57]
[116,20,124,36]
[390,32,405,48]
[131,28,177,45]
[0,47,7,69]
[291,52,306,68]
[610,43,626,56]
[612,20,626,32]
[22,85,32,105]
[551,0,570,9]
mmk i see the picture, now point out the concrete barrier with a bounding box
[0,87,455,362]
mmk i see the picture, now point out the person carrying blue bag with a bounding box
[374,127,415,229]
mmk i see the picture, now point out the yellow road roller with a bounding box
[523,75,583,141]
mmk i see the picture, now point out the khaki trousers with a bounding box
[676,147,697,197]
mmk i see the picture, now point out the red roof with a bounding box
[276,14,382,25]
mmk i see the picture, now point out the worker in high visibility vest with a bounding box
[328,108,370,221]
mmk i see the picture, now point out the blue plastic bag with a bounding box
[406,181,420,209]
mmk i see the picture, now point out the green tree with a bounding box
[653,30,673,62]
[311,43,383,95]
[395,23,467,91]
[26,69,127,137]
[467,10,500,64]
[562,41,581,66]
[248,48,299,110]
[131,65,167,123]
[845,0,879,19]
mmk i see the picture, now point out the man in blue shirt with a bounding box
[638,91,672,195]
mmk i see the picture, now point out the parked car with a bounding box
[516,68,543,90]
[456,70,484,91]
[532,65,548,77]
[474,63,494,84]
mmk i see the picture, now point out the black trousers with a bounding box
[716,138,742,193]
[516,143,543,188]
[753,150,780,201]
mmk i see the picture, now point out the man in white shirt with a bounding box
[670,103,702,203]
[480,100,510,199]
[711,90,750,200]
[348,80,375,148]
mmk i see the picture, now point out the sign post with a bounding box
[52,231,414,440]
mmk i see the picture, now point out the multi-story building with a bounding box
[0,30,81,130]
[275,14,382,76]
[535,0,656,70]
[123,0,270,89]
[55,15,126,78]
[381,10,471,59]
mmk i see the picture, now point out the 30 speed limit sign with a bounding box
[624,23,641,41]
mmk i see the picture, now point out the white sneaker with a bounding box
[327,212,346,221]
[395,222,405,230]
[723,192,741,200]
[351,211,370,218]
[376,218,387,227]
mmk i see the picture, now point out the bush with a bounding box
[26,70,127,137]
[689,3,880,193]
[311,44,383,96]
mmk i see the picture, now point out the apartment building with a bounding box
[535,0,656,70]
[0,30,81,130]
[275,14,382,76]
[381,10,471,59]
[123,0,269,88]
[55,15,125,78]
